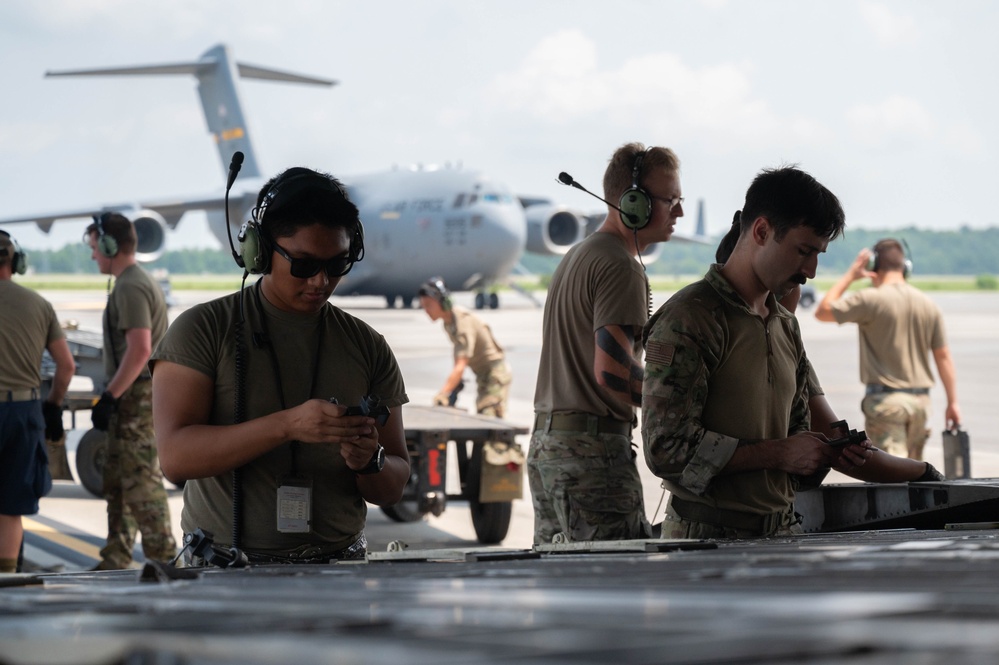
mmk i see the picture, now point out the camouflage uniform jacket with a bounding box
[641,265,811,515]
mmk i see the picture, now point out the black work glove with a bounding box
[91,391,119,431]
[914,461,946,483]
[42,400,65,441]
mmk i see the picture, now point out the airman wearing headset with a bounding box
[528,142,684,545]
[417,276,511,416]
[151,166,410,564]
[815,239,960,461]
[0,230,75,573]
[84,213,176,570]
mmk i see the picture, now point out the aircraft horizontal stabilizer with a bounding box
[46,62,336,88]
[236,63,337,87]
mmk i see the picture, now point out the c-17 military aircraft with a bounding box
[0,44,709,309]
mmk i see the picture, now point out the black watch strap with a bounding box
[355,444,385,475]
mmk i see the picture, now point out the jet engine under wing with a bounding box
[523,203,586,256]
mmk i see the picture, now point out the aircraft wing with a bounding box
[0,193,233,233]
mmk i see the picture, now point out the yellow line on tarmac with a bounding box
[58,302,107,310]
[22,516,102,559]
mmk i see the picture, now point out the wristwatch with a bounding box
[355,444,385,475]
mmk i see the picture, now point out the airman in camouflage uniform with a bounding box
[86,213,175,569]
[99,380,175,567]
[529,143,684,545]
[642,167,857,539]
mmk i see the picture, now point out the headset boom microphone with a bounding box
[557,171,641,227]
[227,151,244,190]
[224,151,245,264]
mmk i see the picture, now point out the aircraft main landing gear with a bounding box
[474,292,500,310]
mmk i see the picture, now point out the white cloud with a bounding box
[858,1,920,47]
[846,95,934,144]
[484,29,832,152]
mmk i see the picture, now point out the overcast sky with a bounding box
[1,0,996,251]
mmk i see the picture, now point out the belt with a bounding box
[3,388,39,403]
[670,496,787,535]
[534,411,632,436]
[866,385,929,396]
[187,534,368,567]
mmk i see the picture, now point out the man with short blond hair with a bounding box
[529,142,684,544]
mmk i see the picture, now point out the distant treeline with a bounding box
[24,246,236,275]
[521,226,999,277]
[21,226,999,277]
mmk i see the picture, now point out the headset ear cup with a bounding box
[619,188,652,230]
[98,234,118,258]
[867,250,878,273]
[237,221,270,274]
[903,259,912,279]
[11,248,27,275]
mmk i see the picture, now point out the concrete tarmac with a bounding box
[27,285,999,569]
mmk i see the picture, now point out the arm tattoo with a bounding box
[597,325,644,404]
[596,326,632,367]
[599,373,643,405]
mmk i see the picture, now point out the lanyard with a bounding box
[251,281,325,475]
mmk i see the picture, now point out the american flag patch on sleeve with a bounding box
[645,341,675,366]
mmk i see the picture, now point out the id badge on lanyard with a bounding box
[276,476,313,533]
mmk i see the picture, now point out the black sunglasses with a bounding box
[273,242,354,279]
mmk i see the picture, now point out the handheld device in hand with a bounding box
[333,394,390,426]
[827,428,867,447]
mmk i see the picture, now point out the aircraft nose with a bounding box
[474,205,526,273]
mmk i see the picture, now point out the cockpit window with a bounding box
[453,193,466,208]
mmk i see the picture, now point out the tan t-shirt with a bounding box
[103,264,168,381]
[829,283,945,389]
[534,232,648,423]
[0,280,64,391]
[444,306,504,378]
[151,283,409,553]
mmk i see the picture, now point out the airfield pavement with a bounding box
[27,284,999,568]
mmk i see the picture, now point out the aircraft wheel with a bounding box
[466,444,512,544]
[474,293,486,310]
[385,295,398,309]
[488,293,499,309]
[76,428,107,498]
[401,295,414,309]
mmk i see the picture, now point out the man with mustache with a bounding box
[642,166,871,539]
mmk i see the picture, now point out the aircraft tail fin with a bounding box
[696,199,707,238]
[45,44,335,182]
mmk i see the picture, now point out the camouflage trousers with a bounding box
[862,392,931,460]
[475,361,512,418]
[99,380,176,568]
[527,428,651,545]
